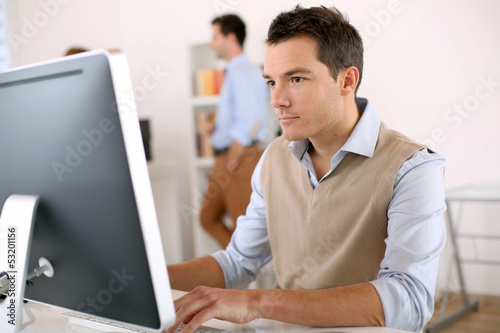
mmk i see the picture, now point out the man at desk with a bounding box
[168,5,446,333]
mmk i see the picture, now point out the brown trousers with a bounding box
[199,146,262,247]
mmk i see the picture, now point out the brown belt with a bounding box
[213,147,230,156]
[214,142,259,156]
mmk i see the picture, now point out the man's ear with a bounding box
[226,32,238,44]
[340,66,359,96]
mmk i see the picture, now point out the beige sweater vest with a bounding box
[260,122,424,290]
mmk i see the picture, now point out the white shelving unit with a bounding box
[188,43,224,258]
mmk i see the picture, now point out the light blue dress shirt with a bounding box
[210,53,268,149]
[212,99,446,332]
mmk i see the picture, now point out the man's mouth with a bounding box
[279,115,300,124]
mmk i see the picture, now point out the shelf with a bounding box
[189,43,223,258]
[195,157,215,168]
[192,95,219,107]
[426,184,500,332]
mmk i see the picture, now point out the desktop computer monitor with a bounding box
[0,50,175,331]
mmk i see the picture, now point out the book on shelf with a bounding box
[196,68,224,96]
[196,111,215,158]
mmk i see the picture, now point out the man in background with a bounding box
[200,14,267,248]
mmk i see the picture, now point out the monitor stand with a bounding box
[0,195,41,333]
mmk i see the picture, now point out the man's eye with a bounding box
[266,80,275,87]
[292,77,303,83]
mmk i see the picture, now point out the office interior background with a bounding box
[2,0,499,302]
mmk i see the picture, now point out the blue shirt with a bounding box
[211,53,268,149]
[212,99,447,332]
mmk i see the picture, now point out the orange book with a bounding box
[196,69,225,96]
[205,70,215,95]
[213,69,224,95]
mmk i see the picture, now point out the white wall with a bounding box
[6,0,500,295]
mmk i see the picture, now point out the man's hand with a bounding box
[199,122,215,136]
[166,286,265,333]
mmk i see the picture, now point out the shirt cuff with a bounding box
[211,250,255,290]
[370,277,432,332]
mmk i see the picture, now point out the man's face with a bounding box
[210,23,229,60]
[263,36,343,142]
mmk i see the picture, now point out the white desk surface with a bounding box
[9,289,412,333]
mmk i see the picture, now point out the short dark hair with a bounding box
[212,14,246,47]
[266,5,364,92]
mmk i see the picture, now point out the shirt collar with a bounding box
[226,53,248,72]
[289,97,380,160]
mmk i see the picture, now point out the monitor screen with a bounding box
[0,51,174,330]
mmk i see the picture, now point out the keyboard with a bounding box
[63,311,228,333]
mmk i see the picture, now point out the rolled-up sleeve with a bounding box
[371,149,447,332]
